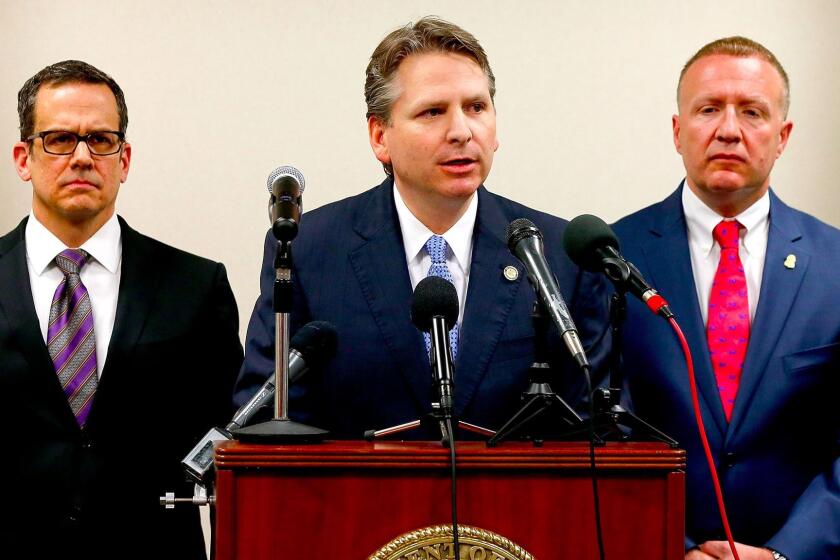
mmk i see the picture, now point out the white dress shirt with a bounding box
[25,213,122,379]
[682,182,769,325]
[393,184,477,326]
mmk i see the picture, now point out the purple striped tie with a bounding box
[48,249,98,426]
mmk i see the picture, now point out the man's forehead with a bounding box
[394,52,491,99]
[34,82,119,125]
[680,55,784,103]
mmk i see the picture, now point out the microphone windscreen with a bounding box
[505,218,541,252]
[410,276,459,332]
[290,321,338,367]
[562,214,620,272]
[266,165,306,194]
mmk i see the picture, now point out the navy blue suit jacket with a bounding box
[613,186,839,559]
[236,179,610,437]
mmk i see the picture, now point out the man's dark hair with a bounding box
[18,60,128,141]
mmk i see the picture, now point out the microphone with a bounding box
[563,214,673,318]
[411,276,459,415]
[182,321,337,483]
[506,219,589,369]
[267,165,305,241]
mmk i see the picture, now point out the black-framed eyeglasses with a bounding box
[25,130,125,156]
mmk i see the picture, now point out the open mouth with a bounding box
[441,158,477,171]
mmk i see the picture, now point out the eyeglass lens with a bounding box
[42,131,122,155]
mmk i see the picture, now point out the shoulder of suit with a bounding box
[118,216,224,273]
[775,197,840,241]
[302,180,389,220]
[481,188,570,231]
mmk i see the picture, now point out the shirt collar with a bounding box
[681,180,770,256]
[25,212,122,274]
[392,183,477,272]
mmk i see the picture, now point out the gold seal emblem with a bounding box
[369,525,535,560]
[503,266,519,282]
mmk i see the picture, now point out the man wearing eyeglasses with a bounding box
[0,60,243,559]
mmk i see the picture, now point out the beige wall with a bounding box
[3,0,839,339]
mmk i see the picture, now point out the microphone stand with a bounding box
[233,239,328,442]
[365,322,494,445]
[487,302,585,447]
[563,292,678,445]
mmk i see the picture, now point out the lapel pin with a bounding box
[503,265,519,281]
[784,254,796,269]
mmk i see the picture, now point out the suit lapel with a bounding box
[454,188,525,418]
[640,188,729,435]
[90,218,162,426]
[347,182,431,410]
[0,218,80,427]
[727,192,808,440]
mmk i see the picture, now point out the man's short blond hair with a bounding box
[677,36,790,117]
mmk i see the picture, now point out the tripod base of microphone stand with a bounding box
[364,412,495,444]
[557,390,679,447]
[487,382,584,447]
[232,418,328,443]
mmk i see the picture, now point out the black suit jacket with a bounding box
[235,179,610,437]
[0,217,243,559]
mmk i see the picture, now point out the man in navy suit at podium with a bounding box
[236,17,611,437]
[614,37,839,560]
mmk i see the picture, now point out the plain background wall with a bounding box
[3,0,840,341]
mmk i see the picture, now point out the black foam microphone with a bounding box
[506,219,589,369]
[267,165,305,241]
[563,214,673,318]
[182,321,337,483]
[411,276,459,415]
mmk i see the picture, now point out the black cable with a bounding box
[582,364,606,560]
[445,416,460,557]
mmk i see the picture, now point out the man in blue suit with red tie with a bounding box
[614,37,839,559]
[236,17,610,437]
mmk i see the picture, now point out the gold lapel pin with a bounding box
[503,265,519,281]
[784,254,796,269]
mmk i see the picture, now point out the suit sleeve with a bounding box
[564,267,612,411]
[765,443,840,559]
[233,231,280,407]
[201,261,244,422]
[233,231,315,412]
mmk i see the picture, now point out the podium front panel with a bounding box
[215,441,684,559]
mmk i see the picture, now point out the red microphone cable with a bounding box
[667,317,740,560]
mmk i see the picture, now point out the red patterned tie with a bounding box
[707,221,749,422]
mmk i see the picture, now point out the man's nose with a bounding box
[446,110,473,144]
[715,106,742,143]
[68,138,94,168]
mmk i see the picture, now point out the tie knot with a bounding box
[713,221,742,250]
[55,249,88,276]
[425,235,449,265]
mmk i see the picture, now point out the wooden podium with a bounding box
[214,440,685,559]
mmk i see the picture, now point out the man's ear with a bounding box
[13,141,33,181]
[368,116,391,167]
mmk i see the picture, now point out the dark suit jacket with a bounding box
[236,178,610,438]
[0,216,243,559]
[613,186,840,559]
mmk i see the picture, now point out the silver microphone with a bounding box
[267,165,305,241]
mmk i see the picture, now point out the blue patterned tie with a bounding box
[424,235,459,360]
